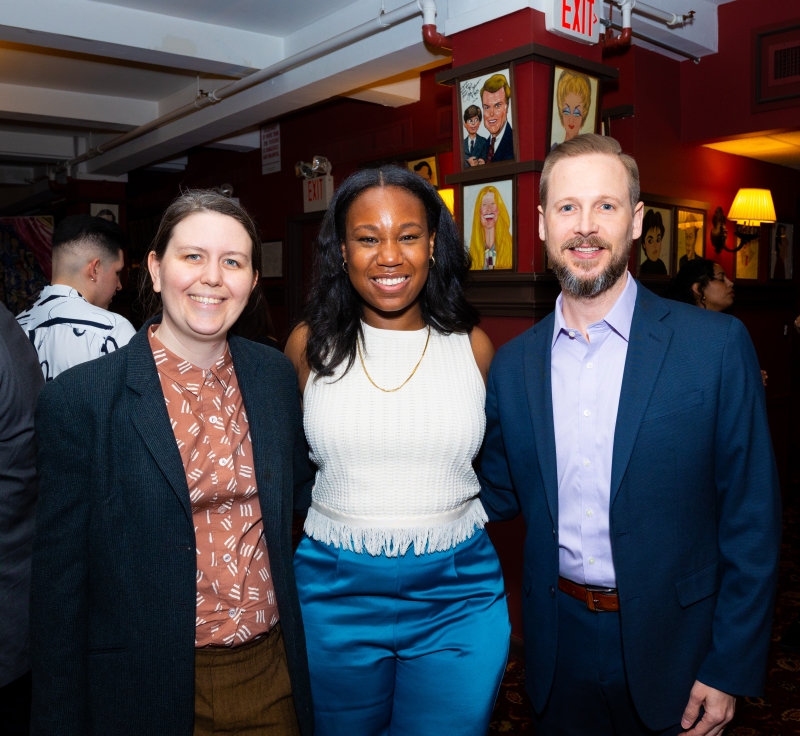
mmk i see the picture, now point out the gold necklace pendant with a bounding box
[357,325,431,393]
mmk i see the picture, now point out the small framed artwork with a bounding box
[457,66,517,170]
[637,205,673,278]
[770,223,793,280]
[548,65,602,151]
[735,235,760,280]
[407,156,439,187]
[261,241,282,278]
[91,203,119,223]
[462,178,515,271]
[676,208,706,270]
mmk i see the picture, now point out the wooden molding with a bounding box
[445,159,544,185]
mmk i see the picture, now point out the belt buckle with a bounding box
[584,585,617,613]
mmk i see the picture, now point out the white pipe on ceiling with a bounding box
[609,0,695,27]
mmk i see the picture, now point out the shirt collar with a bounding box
[491,121,508,146]
[552,272,637,348]
[41,283,85,300]
[148,326,232,397]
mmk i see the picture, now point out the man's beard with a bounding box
[548,235,630,298]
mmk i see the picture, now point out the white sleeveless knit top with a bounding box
[303,322,488,556]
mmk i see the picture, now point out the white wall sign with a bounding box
[261,241,282,278]
[261,123,280,175]
[545,0,600,45]
[303,175,334,213]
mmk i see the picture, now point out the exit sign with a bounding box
[545,0,600,45]
[303,175,334,213]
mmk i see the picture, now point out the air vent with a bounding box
[770,41,800,85]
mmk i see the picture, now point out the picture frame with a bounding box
[407,155,439,187]
[261,241,283,278]
[769,222,793,280]
[90,203,119,223]
[637,204,674,278]
[461,177,516,272]
[457,65,518,171]
[734,233,760,281]
[548,64,602,151]
[676,207,706,271]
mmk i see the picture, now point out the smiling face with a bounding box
[561,92,586,141]
[539,153,642,298]
[148,211,258,353]
[480,191,499,231]
[465,116,481,136]
[482,88,509,136]
[643,227,663,262]
[340,185,434,330]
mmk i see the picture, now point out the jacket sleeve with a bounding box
[696,317,782,696]
[478,362,522,522]
[30,379,92,735]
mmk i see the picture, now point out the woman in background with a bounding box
[469,185,513,270]
[286,165,510,735]
[30,191,313,736]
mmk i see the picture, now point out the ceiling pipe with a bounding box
[609,0,695,27]
[604,0,632,50]
[48,0,447,179]
[419,0,451,51]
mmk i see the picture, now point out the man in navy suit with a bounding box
[480,134,780,736]
[462,104,489,167]
[480,74,514,163]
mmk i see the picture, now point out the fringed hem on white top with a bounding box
[303,497,488,557]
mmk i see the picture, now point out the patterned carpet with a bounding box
[488,499,800,734]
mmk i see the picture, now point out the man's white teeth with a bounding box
[375,277,407,286]
[573,246,600,253]
[191,295,222,304]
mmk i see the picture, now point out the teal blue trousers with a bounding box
[294,529,511,736]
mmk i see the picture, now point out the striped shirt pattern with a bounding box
[148,327,278,647]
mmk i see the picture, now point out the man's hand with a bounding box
[681,680,736,735]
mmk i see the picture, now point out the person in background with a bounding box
[30,191,314,736]
[0,304,43,736]
[667,258,767,386]
[286,165,510,735]
[480,134,780,736]
[230,282,281,351]
[16,214,135,380]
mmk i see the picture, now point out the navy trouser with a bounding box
[534,590,684,736]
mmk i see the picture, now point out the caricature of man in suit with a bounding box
[463,104,489,167]
[481,74,514,163]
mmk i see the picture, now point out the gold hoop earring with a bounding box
[342,261,348,273]
[429,256,436,268]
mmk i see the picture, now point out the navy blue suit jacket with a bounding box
[491,124,514,162]
[463,134,489,166]
[479,284,781,730]
[30,319,315,736]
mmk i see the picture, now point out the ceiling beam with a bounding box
[0,0,284,78]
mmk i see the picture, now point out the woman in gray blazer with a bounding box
[30,191,314,736]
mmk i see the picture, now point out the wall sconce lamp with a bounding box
[714,188,776,253]
[438,188,455,215]
[295,155,332,180]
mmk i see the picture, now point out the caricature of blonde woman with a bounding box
[555,69,592,145]
[469,185,513,270]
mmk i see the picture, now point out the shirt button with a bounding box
[584,409,591,417]
[583,459,590,467]
[586,509,593,517]
[549,586,556,598]
[587,362,593,369]
[209,416,217,424]
[568,331,575,338]
[222,553,231,563]
[588,557,596,565]
[218,507,226,514]
[229,608,236,618]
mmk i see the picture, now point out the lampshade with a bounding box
[438,187,455,215]
[727,188,776,227]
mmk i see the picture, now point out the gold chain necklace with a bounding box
[357,325,431,393]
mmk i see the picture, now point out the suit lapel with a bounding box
[523,315,559,526]
[609,285,673,507]
[126,323,192,522]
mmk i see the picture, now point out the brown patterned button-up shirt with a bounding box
[149,327,278,647]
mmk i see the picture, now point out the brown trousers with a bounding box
[194,623,301,736]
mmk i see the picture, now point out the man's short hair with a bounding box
[464,104,482,122]
[481,74,511,101]
[52,214,127,262]
[540,134,640,211]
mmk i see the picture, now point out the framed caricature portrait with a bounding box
[407,156,438,187]
[770,222,793,279]
[735,235,759,280]
[676,208,705,270]
[638,205,673,278]
[462,178,515,271]
[548,65,601,150]
[457,67,517,170]
[90,203,119,223]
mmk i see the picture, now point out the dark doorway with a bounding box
[285,211,325,331]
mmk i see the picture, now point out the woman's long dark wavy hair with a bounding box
[303,165,479,378]
[666,257,716,306]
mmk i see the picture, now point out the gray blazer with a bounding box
[0,302,43,687]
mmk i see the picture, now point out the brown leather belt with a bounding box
[558,577,620,612]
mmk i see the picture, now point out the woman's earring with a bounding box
[342,261,348,273]
[429,255,436,268]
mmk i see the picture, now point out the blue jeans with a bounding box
[294,529,510,736]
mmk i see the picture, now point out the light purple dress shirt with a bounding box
[551,272,637,588]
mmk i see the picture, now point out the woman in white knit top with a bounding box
[286,166,510,735]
